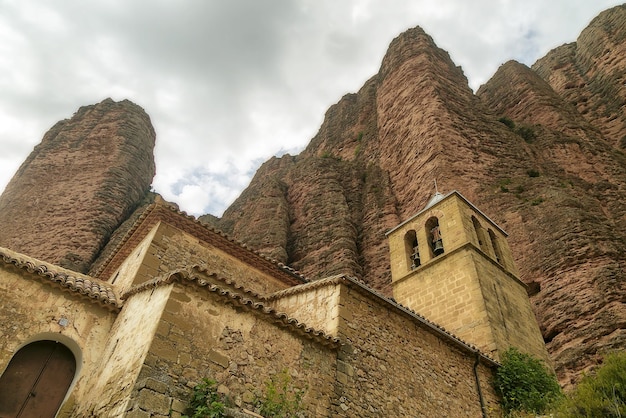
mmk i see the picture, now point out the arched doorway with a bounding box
[0,340,76,418]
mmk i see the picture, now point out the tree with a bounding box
[494,347,562,415]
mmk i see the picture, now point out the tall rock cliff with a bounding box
[215,5,626,385]
[0,98,156,273]
[1,5,624,388]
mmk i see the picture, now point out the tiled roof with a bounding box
[93,198,308,286]
[121,268,341,348]
[0,247,121,312]
[270,274,499,366]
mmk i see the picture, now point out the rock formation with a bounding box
[215,5,626,386]
[0,98,155,273]
[1,5,624,388]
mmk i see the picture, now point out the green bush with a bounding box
[516,126,537,142]
[527,169,540,178]
[494,347,562,416]
[182,378,225,418]
[499,117,516,130]
[554,351,626,417]
[256,369,305,418]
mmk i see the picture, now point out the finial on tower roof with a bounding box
[425,179,445,209]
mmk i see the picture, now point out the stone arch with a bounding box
[488,229,503,265]
[0,334,81,418]
[471,216,488,253]
[404,229,420,269]
[425,216,444,257]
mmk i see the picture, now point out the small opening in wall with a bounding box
[425,217,444,257]
[404,230,420,269]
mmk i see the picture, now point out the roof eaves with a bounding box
[121,269,341,348]
[0,247,121,312]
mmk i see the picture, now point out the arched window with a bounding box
[488,229,503,265]
[472,216,488,253]
[0,340,76,418]
[404,230,420,269]
[425,217,444,257]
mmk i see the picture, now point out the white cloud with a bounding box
[0,0,622,216]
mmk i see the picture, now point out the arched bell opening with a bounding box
[425,217,444,257]
[404,229,420,270]
[488,229,503,265]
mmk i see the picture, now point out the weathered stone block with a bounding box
[136,389,171,415]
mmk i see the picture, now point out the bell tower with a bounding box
[386,191,549,363]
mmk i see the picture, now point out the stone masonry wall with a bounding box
[388,194,518,282]
[75,283,173,417]
[473,251,552,365]
[109,223,292,297]
[392,247,497,358]
[332,283,501,417]
[161,225,291,295]
[106,222,161,294]
[126,283,337,417]
[0,266,117,416]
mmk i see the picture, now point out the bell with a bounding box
[433,239,444,255]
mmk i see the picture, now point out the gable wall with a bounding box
[125,282,337,417]
[0,266,117,415]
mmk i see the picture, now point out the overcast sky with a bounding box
[0,1,622,217]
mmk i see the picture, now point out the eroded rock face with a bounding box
[217,6,626,385]
[0,98,155,273]
[1,5,624,388]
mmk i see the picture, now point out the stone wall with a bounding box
[0,265,117,415]
[268,278,342,336]
[126,282,337,417]
[392,246,497,357]
[106,222,292,297]
[331,282,501,417]
[160,225,291,296]
[473,250,551,365]
[118,274,502,417]
[75,283,172,417]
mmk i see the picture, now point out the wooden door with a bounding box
[0,340,76,418]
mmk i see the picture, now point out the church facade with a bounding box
[0,192,548,417]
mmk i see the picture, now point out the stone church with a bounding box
[0,187,548,417]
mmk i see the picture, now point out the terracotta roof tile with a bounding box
[122,269,340,348]
[0,247,121,312]
[94,199,308,286]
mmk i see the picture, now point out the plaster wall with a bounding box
[0,266,116,415]
[75,283,173,417]
[269,281,342,336]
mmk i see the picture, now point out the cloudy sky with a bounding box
[0,1,622,216]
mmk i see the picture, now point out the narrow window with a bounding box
[472,216,488,253]
[404,230,420,269]
[426,217,444,257]
[488,229,503,264]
